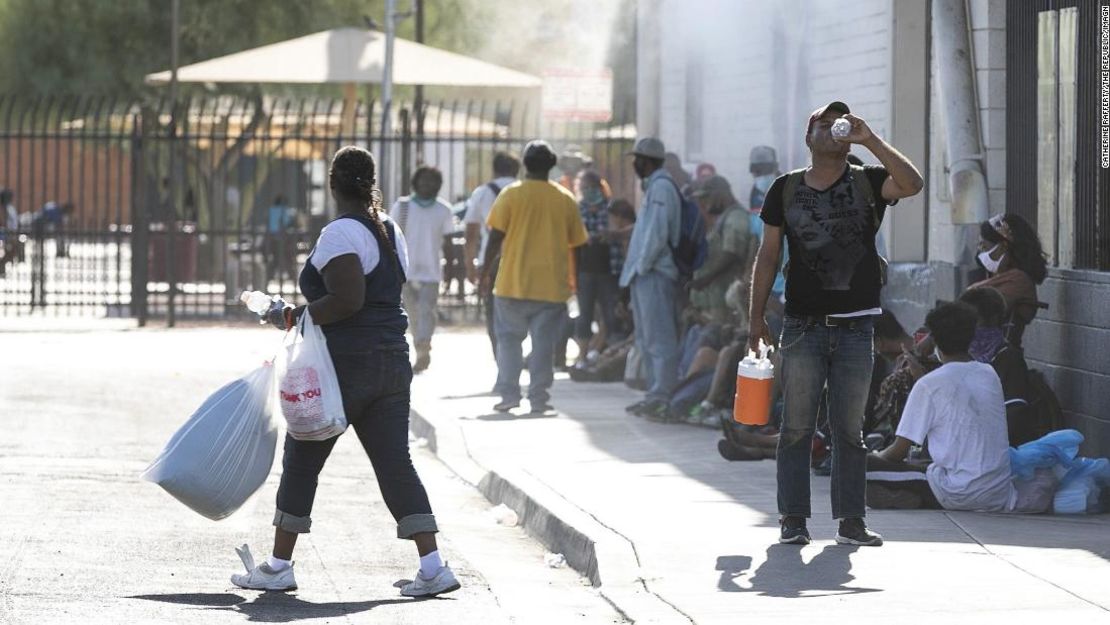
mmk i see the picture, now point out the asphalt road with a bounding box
[0,324,625,624]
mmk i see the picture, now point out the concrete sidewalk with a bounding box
[411,329,1110,624]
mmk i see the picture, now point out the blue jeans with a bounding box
[494,297,567,404]
[275,346,437,539]
[630,271,679,402]
[776,314,874,519]
[575,272,619,340]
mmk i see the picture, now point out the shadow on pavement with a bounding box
[715,545,882,598]
[129,592,416,622]
[467,412,557,422]
[439,391,499,400]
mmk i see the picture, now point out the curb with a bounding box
[409,408,692,624]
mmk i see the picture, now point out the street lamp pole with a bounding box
[378,0,415,204]
[379,0,397,203]
[167,0,180,327]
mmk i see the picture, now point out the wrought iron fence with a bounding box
[0,95,636,322]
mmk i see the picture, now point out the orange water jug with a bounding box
[733,341,774,425]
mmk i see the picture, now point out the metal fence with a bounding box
[0,95,636,322]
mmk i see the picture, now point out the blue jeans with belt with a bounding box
[776,314,875,520]
[274,345,437,539]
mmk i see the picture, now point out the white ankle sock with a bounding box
[419,550,444,578]
[266,555,292,571]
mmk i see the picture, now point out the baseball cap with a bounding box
[629,137,666,160]
[692,174,732,198]
[806,101,851,137]
[522,140,558,171]
[749,145,778,166]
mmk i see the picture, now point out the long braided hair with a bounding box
[328,146,401,268]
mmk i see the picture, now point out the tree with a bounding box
[0,0,489,99]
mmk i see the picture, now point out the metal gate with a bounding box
[0,95,635,322]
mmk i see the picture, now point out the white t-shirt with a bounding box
[896,361,1017,512]
[309,214,409,276]
[463,176,516,265]
[389,197,454,284]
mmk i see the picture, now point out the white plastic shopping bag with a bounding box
[274,308,347,440]
[142,364,278,521]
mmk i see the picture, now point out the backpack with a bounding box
[662,178,708,279]
[1025,368,1065,437]
[781,164,888,285]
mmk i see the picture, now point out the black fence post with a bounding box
[131,114,149,326]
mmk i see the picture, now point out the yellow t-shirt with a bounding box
[487,179,589,303]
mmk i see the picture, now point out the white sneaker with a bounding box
[400,564,461,597]
[230,544,297,591]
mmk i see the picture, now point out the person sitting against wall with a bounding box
[870,212,1049,436]
[956,286,1052,446]
[866,302,1019,511]
[966,213,1048,347]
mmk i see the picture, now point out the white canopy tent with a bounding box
[145,27,541,88]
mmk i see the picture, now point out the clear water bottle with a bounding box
[240,290,273,314]
[831,118,852,139]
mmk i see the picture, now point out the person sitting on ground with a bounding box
[870,213,1049,435]
[861,311,915,439]
[957,287,1045,446]
[866,302,1017,511]
[688,175,754,326]
[967,213,1048,347]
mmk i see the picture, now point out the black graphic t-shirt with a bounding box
[760,164,891,316]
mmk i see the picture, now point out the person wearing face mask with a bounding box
[966,213,1048,347]
[572,171,624,369]
[746,146,787,333]
[957,287,1043,446]
[389,166,456,373]
[621,137,684,421]
[688,175,753,325]
[866,302,1035,513]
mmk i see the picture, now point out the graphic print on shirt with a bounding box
[785,174,871,291]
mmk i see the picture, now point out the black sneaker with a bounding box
[638,399,673,423]
[835,518,883,546]
[779,516,811,545]
[625,400,649,414]
[493,399,520,412]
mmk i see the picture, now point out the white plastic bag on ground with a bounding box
[142,365,278,521]
[274,309,347,441]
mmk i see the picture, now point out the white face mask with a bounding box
[977,244,1004,274]
[754,174,775,194]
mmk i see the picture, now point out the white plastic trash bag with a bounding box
[274,309,347,441]
[142,365,278,521]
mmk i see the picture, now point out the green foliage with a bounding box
[0,0,490,99]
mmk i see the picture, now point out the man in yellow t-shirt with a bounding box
[481,140,589,414]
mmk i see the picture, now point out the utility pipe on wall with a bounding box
[932,0,989,225]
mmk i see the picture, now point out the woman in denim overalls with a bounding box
[232,146,459,597]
